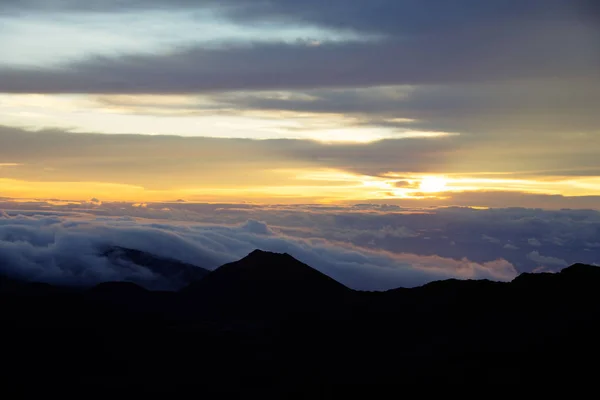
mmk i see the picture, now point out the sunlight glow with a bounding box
[419,176,448,193]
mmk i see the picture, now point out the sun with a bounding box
[419,176,448,193]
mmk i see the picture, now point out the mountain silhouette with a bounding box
[2,250,600,394]
[181,250,353,319]
[184,250,348,298]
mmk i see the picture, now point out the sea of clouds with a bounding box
[1,201,598,290]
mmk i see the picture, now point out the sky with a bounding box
[0,0,598,207]
[0,1,599,288]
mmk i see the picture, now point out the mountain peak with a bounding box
[247,248,277,258]
[244,249,295,262]
[221,250,341,284]
[181,249,350,308]
[246,248,292,257]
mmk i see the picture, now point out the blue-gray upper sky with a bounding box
[1,0,598,91]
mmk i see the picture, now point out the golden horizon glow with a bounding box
[2,168,600,207]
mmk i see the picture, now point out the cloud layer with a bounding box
[0,210,518,291]
[2,201,599,290]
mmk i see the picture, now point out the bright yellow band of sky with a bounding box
[2,169,600,206]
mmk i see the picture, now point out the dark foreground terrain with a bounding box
[2,249,600,395]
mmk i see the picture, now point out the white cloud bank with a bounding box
[0,212,517,291]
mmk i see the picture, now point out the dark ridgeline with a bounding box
[2,249,600,395]
[102,246,211,289]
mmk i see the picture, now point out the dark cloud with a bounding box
[1,0,598,94]
[3,1,597,34]
[0,125,315,188]
[527,251,568,268]
[359,192,600,211]
[214,80,600,136]
[394,180,420,189]
[1,27,597,94]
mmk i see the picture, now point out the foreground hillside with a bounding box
[2,250,600,394]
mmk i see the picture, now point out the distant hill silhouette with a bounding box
[2,249,600,394]
[102,246,210,289]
